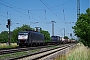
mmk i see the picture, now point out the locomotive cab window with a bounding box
[18,32,28,39]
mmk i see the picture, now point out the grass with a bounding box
[55,43,90,60]
[0,43,18,49]
[30,49,40,52]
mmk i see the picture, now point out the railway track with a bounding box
[0,47,30,55]
[9,43,76,60]
[0,45,59,55]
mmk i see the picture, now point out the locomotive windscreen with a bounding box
[18,32,28,39]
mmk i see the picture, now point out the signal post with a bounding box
[6,19,11,46]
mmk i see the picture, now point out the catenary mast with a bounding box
[77,0,80,20]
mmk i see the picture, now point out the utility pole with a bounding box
[6,19,11,46]
[64,28,65,37]
[51,21,56,36]
[60,28,65,38]
[70,33,72,39]
[77,0,80,20]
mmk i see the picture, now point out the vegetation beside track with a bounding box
[55,43,90,60]
[0,43,18,49]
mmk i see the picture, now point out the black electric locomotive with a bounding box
[51,36,62,44]
[18,31,44,46]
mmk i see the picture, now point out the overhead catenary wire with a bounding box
[1,0,75,22]
[28,10,30,20]
[0,2,42,23]
[0,0,73,11]
[7,11,8,19]
[0,2,28,16]
[40,0,73,32]
[63,9,66,24]
[0,0,28,11]
[0,0,47,22]
[0,14,22,25]
[44,9,46,20]
[1,0,45,11]
[0,0,75,23]
[0,0,48,22]
[50,0,73,8]
[7,11,12,19]
[0,0,74,25]
[0,0,74,35]
[62,3,66,24]
[40,0,65,23]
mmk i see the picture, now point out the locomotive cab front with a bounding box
[18,31,29,46]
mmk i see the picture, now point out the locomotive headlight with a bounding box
[18,35,21,39]
[24,35,28,39]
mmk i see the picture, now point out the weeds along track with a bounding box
[10,43,76,60]
[0,45,57,55]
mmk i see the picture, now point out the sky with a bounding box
[0,0,90,38]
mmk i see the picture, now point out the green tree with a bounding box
[11,24,50,43]
[72,8,90,47]
[64,36,69,39]
[11,24,33,42]
[40,30,51,42]
[0,31,8,43]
